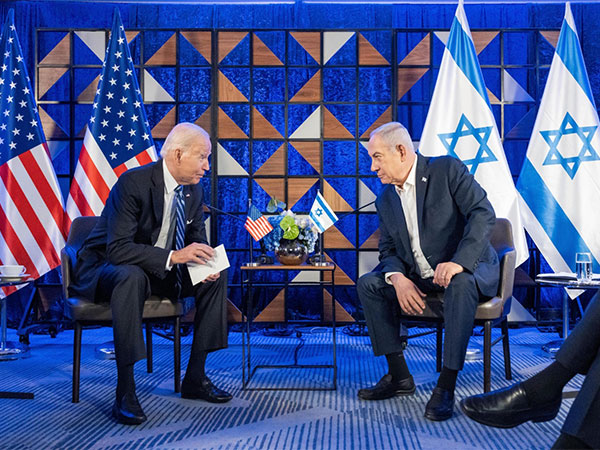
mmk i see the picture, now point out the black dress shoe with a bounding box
[358,374,416,400]
[424,387,454,421]
[181,377,233,403]
[112,392,147,425]
[459,383,561,429]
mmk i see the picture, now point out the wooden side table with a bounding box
[240,263,337,390]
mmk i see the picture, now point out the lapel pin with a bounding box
[421,177,427,182]
[185,193,190,198]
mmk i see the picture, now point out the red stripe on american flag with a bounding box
[79,144,111,204]
[19,151,66,240]
[114,163,127,177]
[0,204,41,280]
[136,149,153,166]
[0,165,61,270]
[69,177,95,218]
[245,218,270,241]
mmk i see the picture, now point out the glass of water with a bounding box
[575,252,593,282]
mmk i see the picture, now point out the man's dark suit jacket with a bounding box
[70,159,207,299]
[376,154,499,298]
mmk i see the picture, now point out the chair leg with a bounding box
[436,323,443,372]
[73,322,82,403]
[146,323,153,373]
[483,320,492,393]
[501,319,512,381]
[174,316,181,393]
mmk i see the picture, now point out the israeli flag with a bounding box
[309,191,338,233]
[517,3,600,293]
[419,0,529,266]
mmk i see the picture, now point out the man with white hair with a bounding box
[357,122,499,421]
[70,123,231,425]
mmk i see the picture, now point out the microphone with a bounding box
[335,200,376,221]
[203,203,245,222]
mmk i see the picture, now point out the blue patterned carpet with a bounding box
[2,326,581,449]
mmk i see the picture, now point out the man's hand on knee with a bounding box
[390,273,426,315]
[171,243,215,265]
[433,262,463,288]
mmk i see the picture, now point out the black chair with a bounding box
[61,216,182,403]
[403,218,516,392]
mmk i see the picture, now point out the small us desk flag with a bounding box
[245,203,273,241]
[66,9,156,221]
[517,2,600,296]
[419,0,528,266]
[0,10,66,296]
[309,192,338,233]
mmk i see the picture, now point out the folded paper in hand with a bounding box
[187,244,230,285]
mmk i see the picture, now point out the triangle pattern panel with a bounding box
[322,106,353,139]
[38,67,69,99]
[254,143,285,176]
[287,144,318,176]
[505,108,537,139]
[358,252,380,278]
[218,107,248,139]
[399,33,430,66]
[254,289,285,322]
[540,30,560,48]
[360,228,380,249]
[358,34,388,65]
[324,226,354,249]
[151,106,176,139]
[227,299,243,323]
[322,252,355,286]
[218,71,248,102]
[40,34,70,65]
[487,88,500,103]
[398,67,429,100]
[255,178,285,206]
[503,70,534,102]
[217,143,248,176]
[194,107,211,132]
[76,74,101,102]
[323,180,352,212]
[290,70,321,103]
[46,140,70,170]
[289,32,321,64]
[74,31,104,63]
[289,141,321,173]
[289,105,321,139]
[252,106,284,139]
[323,31,355,65]
[253,33,283,66]
[322,290,355,322]
[291,271,321,283]
[147,34,176,65]
[180,31,211,64]
[358,180,377,212]
[38,106,68,139]
[472,31,499,55]
[143,69,175,102]
[288,178,319,209]
[125,31,139,44]
[434,31,450,46]
[360,105,392,138]
[219,32,249,64]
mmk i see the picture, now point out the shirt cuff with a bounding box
[165,250,174,271]
[385,272,401,285]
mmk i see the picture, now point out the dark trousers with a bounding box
[357,271,483,371]
[556,293,600,448]
[96,263,228,369]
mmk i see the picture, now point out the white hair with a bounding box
[369,122,414,153]
[160,123,210,158]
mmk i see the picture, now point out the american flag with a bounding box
[0,10,66,296]
[66,9,156,220]
[245,204,273,241]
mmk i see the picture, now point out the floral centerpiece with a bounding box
[262,199,318,265]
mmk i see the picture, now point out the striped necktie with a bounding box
[174,185,185,292]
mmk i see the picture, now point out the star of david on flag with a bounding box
[517,3,600,296]
[66,9,157,221]
[0,10,66,297]
[419,0,528,265]
[309,191,338,233]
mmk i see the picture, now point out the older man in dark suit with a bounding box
[357,122,499,421]
[70,123,230,425]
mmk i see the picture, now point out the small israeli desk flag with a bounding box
[309,192,338,233]
[517,3,600,297]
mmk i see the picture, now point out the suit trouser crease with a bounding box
[358,271,480,371]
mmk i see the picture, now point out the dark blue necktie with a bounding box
[174,185,185,293]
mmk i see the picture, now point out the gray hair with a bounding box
[369,122,414,153]
[160,123,210,158]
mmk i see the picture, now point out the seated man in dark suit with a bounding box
[70,123,231,425]
[461,292,600,449]
[357,122,499,421]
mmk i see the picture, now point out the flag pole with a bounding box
[245,198,260,267]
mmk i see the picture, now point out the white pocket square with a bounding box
[186,219,194,225]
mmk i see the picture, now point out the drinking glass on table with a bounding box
[575,252,593,283]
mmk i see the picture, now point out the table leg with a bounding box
[542,290,570,355]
